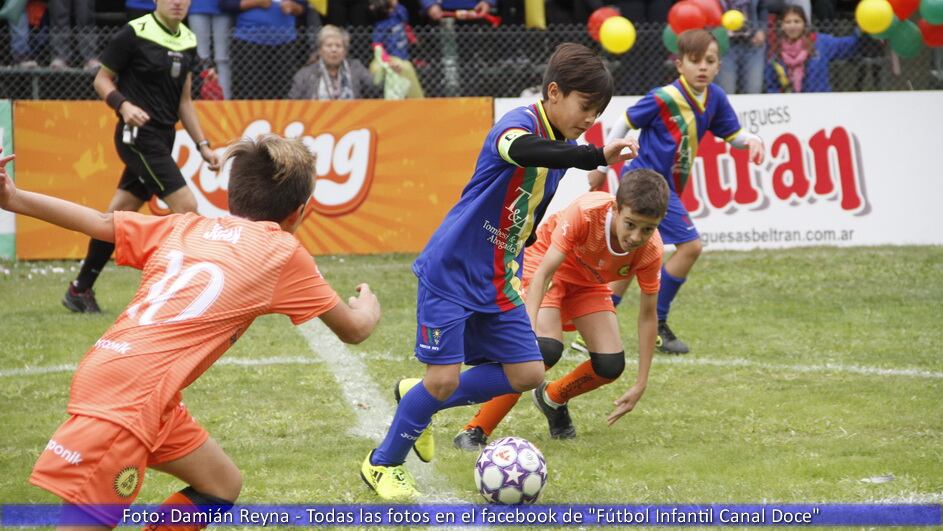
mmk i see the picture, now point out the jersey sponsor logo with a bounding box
[94,338,132,354]
[202,223,242,245]
[159,121,377,220]
[45,439,82,465]
[113,466,140,498]
[618,265,631,276]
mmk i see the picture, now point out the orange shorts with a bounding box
[537,278,615,332]
[29,402,208,526]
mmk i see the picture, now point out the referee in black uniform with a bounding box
[64,0,220,313]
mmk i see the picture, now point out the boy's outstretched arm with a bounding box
[319,283,381,344]
[501,131,639,170]
[0,153,115,242]
[606,291,657,426]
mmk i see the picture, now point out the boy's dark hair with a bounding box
[225,135,316,223]
[542,43,613,113]
[616,169,669,219]
[677,29,719,62]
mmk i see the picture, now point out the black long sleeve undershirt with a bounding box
[506,134,607,170]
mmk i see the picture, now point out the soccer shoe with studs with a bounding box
[570,333,589,354]
[62,284,102,314]
[657,320,690,354]
[532,382,577,439]
[360,450,419,501]
[394,378,435,462]
[453,426,488,452]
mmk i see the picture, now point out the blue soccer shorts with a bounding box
[414,283,542,366]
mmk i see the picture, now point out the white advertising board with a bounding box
[496,91,943,250]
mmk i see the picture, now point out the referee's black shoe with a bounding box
[62,283,101,314]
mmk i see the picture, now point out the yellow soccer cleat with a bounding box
[394,378,435,462]
[360,450,419,500]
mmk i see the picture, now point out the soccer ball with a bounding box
[474,436,548,504]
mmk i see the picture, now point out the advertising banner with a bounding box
[15,98,492,259]
[496,92,943,249]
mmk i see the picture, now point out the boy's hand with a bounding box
[747,137,765,165]
[587,169,606,191]
[0,150,16,210]
[119,102,150,128]
[603,137,639,165]
[606,383,646,426]
[350,283,381,322]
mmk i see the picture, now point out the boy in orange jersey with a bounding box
[0,136,381,530]
[453,169,668,449]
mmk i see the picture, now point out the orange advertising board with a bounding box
[14,98,493,259]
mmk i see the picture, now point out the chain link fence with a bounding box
[0,19,940,100]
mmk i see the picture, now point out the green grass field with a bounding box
[1,247,942,511]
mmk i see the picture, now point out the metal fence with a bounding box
[0,19,940,100]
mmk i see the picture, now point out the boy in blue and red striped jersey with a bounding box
[587,29,765,355]
[361,42,639,500]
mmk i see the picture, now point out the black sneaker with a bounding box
[62,284,101,314]
[657,320,689,354]
[531,382,576,439]
[453,427,488,451]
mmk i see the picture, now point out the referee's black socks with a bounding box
[74,239,115,292]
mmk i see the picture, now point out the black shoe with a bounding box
[62,284,101,314]
[453,427,488,451]
[532,382,576,439]
[657,320,689,354]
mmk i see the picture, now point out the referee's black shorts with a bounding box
[114,122,188,201]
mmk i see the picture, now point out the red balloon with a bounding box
[668,1,708,34]
[588,7,620,42]
[888,0,920,20]
[919,18,943,47]
[690,0,723,27]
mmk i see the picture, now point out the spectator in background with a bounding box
[612,0,671,23]
[8,1,43,68]
[325,0,369,26]
[288,24,378,99]
[717,0,767,94]
[126,0,153,21]
[423,0,492,21]
[190,0,233,98]
[765,5,860,93]
[368,0,424,98]
[231,0,306,99]
[49,0,98,69]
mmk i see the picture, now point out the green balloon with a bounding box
[890,19,923,57]
[711,26,730,55]
[663,25,679,54]
[872,15,900,40]
[921,0,943,25]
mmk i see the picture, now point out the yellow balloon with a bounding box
[855,0,894,34]
[721,10,745,31]
[600,16,636,54]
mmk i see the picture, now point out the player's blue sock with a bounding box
[611,294,622,307]
[657,265,686,321]
[371,383,442,466]
[439,363,515,410]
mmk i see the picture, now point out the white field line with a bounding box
[5,355,942,380]
[296,319,467,504]
[655,356,943,379]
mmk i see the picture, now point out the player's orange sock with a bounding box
[143,487,233,531]
[465,392,522,435]
[546,360,616,405]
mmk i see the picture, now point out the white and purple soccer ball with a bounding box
[474,436,548,504]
